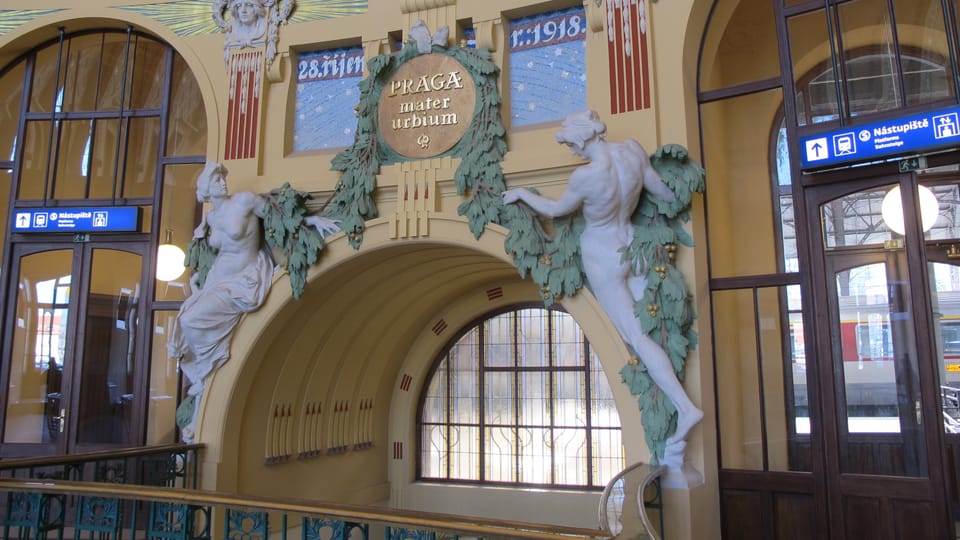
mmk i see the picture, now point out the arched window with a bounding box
[418,305,623,489]
[0,28,205,454]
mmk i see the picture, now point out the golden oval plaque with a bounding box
[378,54,477,159]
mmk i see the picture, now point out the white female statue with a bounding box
[169,162,336,441]
[502,110,703,465]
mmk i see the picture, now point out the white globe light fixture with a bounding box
[156,230,186,281]
[881,185,939,236]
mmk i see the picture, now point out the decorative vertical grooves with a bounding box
[400,374,413,392]
[327,400,350,454]
[354,398,375,449]
[265,403,293,464]
[298,401,323,459]
[485,287,503,300]
[225,49,263,159]
[390,158,447,239]
[432,319,447,335]
[393,441,404,460]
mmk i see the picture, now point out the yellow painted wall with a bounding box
[0,0,720,537]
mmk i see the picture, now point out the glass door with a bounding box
[806,175,951,538]
[0,241,146,456]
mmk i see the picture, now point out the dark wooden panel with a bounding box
[842,496,884,540]
[721,489,768,540]
[892,499,935,539]
[773,492,815,540]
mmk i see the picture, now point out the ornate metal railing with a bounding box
[0,478,612,539]
[0,443,203,488]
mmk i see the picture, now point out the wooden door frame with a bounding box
[802,171,952,538]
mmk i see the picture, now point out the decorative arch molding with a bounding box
[0,7,221,159]
[194,214,646,494]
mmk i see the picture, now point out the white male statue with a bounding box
[502,110,703,466]
[169,162,337,441]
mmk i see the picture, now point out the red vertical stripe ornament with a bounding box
[225,49,264,160]
[607,0,651,114]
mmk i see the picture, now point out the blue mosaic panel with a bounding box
[293,46,364,151]
[509,7,587,127]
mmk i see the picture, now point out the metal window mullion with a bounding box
[584,333,594,487]
[43,28,66,205]
[547,311,555,485]
[111,28,134,203]
[754,287,770,472]
[825,1,849,123]
[478,322,485,482]
[944,0,960,102]
[445,351,453,480]
[883,0,907,108]
[512,310,521,483]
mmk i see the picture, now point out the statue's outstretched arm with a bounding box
[502,184,585,218]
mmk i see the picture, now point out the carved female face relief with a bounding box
[234,0,262,26]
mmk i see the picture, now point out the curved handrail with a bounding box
[0,443,204,471]
[598,462,667,539]
[0,478,611,540]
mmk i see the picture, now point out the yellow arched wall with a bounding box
[0,7,222,162]
[195,214,651,507]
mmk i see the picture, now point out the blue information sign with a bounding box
[799,105,960,170]
[11,207,142,233]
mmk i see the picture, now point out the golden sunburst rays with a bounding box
[0,10,64,36]
[289,0,367,24]
[118,1,220,36]
[120,0,368,37]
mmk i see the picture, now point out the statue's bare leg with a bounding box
[597,272,703,447]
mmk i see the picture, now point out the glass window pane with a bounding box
[508,7,587,127]
[552,427,586,485]
[555,371,585,427]
[484,313,512,367]
[590,349,620,428]
[76,249,142,445]
[821,187,896,248]
[702,88,784,278]
[166,54,206,157]
[0,61,25,162]
[450,425,478,480]
[129,36,166,110]
[148,310,181,444]
[484,371,513,425]
[518,427,551,484]
[757,287,808,472]
[421,362,447,424]
[30,44,67,113]
[484,426,512,481]
[592,428,623,485]
[520,371,548,425]
[451,347,478,424]
[157,163,203,301]
[53,119,92,200]
[837,0,900,116]
[553,310,582,367]
[18,120,52,200]
[421,424,447,477]
[88,118,120,200]
[517,308,547,367]
[699,0,780,92]
[714,288,764,469]
[788,9,836,124]
[96,34,133,111]
[833,260,927,476]
[4,250,72,444]
[61,34,105,113]
[122,116,159,198]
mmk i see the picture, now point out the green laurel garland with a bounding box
[619,144,706,462]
